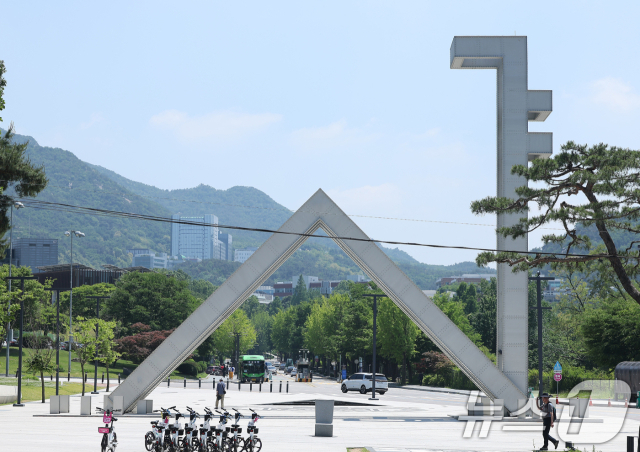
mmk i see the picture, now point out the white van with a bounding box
[341,373,388,395]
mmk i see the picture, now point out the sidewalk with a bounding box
[389,383,483,397]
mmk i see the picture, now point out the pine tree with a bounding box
[472,141,640,305]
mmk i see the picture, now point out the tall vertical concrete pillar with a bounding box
[450,36,552,394]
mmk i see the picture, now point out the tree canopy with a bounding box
[472,141,640,305]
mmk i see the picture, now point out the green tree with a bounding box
[95,318,119,392]
[0,60,6,121]
[377,297,419,384]
[290,275,308,306]
[580,297,640,368]
[73,317,99,396]
[455,282,478,315]
[250,310,272,354]
[268,297,282,315]
[211,310,256,361]
[241,295,261,319]
[58,283,115,322]
[106,271,199,332]
[470,278,497,353]
[471,141,640,306]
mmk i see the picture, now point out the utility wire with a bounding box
[0,178,565,231]
[15,197,623,260]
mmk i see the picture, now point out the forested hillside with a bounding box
[3,130,494,285]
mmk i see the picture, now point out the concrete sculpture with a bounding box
[450,36,553,394]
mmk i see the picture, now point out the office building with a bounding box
[217,232,233,261]
[171,214,218,260]
[7,238,59,273]
[435,274,494,288]
[127,249,153,257]
[234,247,258,263]
[133,252,168,270]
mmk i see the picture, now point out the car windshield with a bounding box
[243,360,264,373]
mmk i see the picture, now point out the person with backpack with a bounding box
[536,393,560,450]
[215,378,226,409]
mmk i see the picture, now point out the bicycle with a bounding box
[225,409,245,452]
[199,407,214,452]
[166,406,185,452]
[211,410,230,452]
[243,409,262,452]
[96,407,120,452]
[145,407,171,451]
[184,406,201,452]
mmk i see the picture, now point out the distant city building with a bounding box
[171,214,218,260]
[234,247,258,263]
[253,293,274,304]
[435,274,494,288]
[217,232,233,261]
[272,274,369,298]
[255,285,274,295]
[127,249,153,257]
[543,278,566,301]
[346,274,370,283]
[4,238,59,273]
[133,252,168,270]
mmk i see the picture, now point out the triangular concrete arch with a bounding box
[110,189,525,413]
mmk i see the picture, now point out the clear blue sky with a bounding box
[2,1,639,265]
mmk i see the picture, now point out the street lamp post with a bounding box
[45,287,70,395]
[86,295,109,394]
[65,230,85,377]
[529,272,554,399]
[6,276,37,407]
[363,293,386,401]
[5,201,24,377]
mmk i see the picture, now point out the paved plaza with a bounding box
[1,375,639,451]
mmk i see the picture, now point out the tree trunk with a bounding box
[40,370,45,403]
[81,364,85,396]
[584,188,640,304]
[401,352,407,385]
[106,365,110,392]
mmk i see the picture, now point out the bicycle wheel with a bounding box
[145,432,155,451]
[251,438,262,452]
[101,434,108,452]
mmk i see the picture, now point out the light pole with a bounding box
[65,230,85,377]
[529,271,553,399]
[5,201,24,377]
[45,287,71,395]
[6,276,37,407]
[86,295,109,394]
[363,293,386,400]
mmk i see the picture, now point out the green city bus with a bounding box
[239,355,266,383]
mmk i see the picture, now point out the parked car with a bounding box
[206,366,216,375]
[341,373,388,395]
[279,363,286,371]
[267,366,277,375]
[290,368,297,377]
[285,366,295,374]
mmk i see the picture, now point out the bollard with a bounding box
[259,382,262,392]
[287,381,289,393]
[238,381,241,391]
[168,377,171,387]
[270,382,272,393]
[250,382,252,392]
[213,379,215,390]
[279,381,282,393]
[68,372,70,382]
[50,375,53,381]
[199,378,201,389]
[102,373,104,383]
[226,379,229,390]
[84,373,88,382]
[184,378,186,388]
[118,374,121,384]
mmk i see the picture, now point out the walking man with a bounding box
[215,377,226,409]
[536,393,559,450]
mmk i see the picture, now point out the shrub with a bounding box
[177,360,199,377]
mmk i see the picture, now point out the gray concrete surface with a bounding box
[1,375,638,451]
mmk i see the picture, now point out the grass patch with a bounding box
[0,381,86,405]
[0,347,205,380]
[347,449,370,452]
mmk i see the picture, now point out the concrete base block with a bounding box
[112,396,124,413]
[80,396,91,415]
[50,395,60,414]
[137,399,153,414]
[315,399,334,424]
[315,423,333,437]
[0,385,17,405]
[59,394,70,413]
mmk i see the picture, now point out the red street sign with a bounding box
[554,373,562,382]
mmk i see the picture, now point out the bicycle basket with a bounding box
[253,428,259,434]
[98,427,110,434]
[102,414,112,424]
